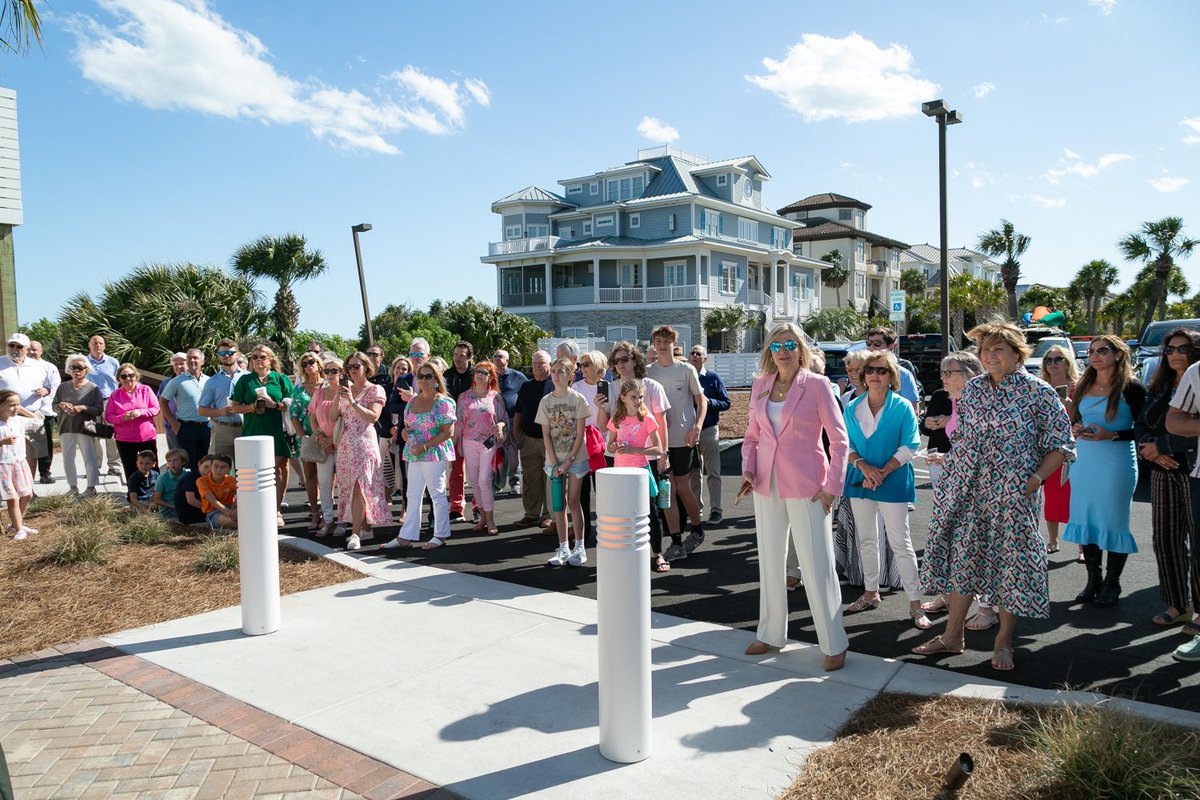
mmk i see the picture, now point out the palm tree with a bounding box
[977,219,1031,322]
[935,274,1004,346]
[1118,217,1197,336]
[703,305,751,352]
[1,1,41,54]
[803,307,868,340]
[1070,259,1119,334]
[819,249,849,308]
[1100,293,1134,337]
[899,268,927,328]
[232,234,328,372]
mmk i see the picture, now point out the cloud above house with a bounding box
[1044,149,1133,183]
[746,33,939,122]
[1182,117,1200,145]
[1150,175,1190,193]
[1029,194,1067,208]
[65,0,489,155]
[1088,0,1117,14]
[972,81,996,99]
[636,116,679,143]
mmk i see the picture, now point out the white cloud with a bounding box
[1150,176,1190,193]
[1030,194,1067,208]
[636,115,679,143]
[1182,117,1200,145]
[963,160,992,189]
[972,81,995,99]
[745,32,939,123]
[66,0,489,155]
[1088,0,1117,14]
[1044,150,1133,183]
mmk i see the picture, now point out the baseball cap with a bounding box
[7,333,29,347]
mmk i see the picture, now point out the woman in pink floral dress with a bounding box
[455,361,508,535]
[332,351,393,551]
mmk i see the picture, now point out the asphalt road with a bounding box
[280,446,1200,713]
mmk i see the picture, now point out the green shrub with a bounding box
[26,494,73,515]
[71,494,122,528]
[1026,702,1200,798]
[44,525,115,565]
[116,513,172,545]
[192,534,239,573]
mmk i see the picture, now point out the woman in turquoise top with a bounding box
[290,352,325,532]
[842,351,928,629]
[228,344,296,524]
[1063,335,1146,607]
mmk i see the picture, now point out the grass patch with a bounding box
[26,493,74,514]
[42,525,115,565]
[115,512,172,545]
[69,493,123,528]
[784,692,1200,800]
[192,533,239,573]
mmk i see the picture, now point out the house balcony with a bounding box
[499,290,547,306]
[599,287,644,304]
[870,260,889,275]
[488,236,560,257]
[737,287,770,308]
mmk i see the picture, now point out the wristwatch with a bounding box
[1031,473,1045,485]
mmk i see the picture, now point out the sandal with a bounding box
[651,556,671,573]
[991,645,1015,671]
[912,635,965,656]
[911,608,933,630]
[1047,542,1060,554]
[472,521,487,532]
[920,595,948,614]
[486,527,500,536]
[422,537,446,550]
[786,576,801,592]
[1153,608,1194,626]
[306,518,323,533]
[1183,622,1200,637]
[845,595,881,614]
[966,609,999,631]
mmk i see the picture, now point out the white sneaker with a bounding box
[567,545,588,567]
[346,534,361,550]
[280,500,289,508]
[12,529,26,541]
[19,525,37,535]
[547,544,570,567]
[334,523,347,537]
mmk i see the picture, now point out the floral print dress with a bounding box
[334,383,393,525]
[920,370,1075,618]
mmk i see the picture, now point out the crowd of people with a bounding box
[3,320,1197,667]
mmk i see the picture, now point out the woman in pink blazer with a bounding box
[103,363,161,481]
[740,323,850,671]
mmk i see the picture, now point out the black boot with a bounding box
[1075,544,1103,604]
[1092,551,1128,607]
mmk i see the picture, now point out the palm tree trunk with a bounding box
[1006,289,1018,323]
[1087,299,1097,335]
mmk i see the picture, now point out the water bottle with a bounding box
[551,474,565,513]
[656,474,672,509]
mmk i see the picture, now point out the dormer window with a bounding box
[716,174,728,186]
[838,209,852,221]
[566,184,583,195]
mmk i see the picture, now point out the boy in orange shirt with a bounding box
[196,453,237,529]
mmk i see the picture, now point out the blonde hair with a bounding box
[861,350,901,391]
[249,344,280,372]
[1039,344,1080,385]
[415,360,449,397]
[757,323,811,375]
[967,322,1032,361]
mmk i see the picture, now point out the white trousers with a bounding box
[398,461,450,541]
[60,432,100,490]
[315,456,336,519]
[753,489,849,655]
[849,498,921,599]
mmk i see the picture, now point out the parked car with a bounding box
[897,333,955,398]
[1022,326,1069,345]
[1024,337,1072,376]
[816,340,866,392]
[1071,338,1091,373]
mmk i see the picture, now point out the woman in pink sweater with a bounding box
[103,363,160,481]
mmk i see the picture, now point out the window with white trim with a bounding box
[595,214,614,228]
[527,224,548,237]
[855,240,866,262]
[716,174,727,186]
[772,226,788,250]
[855,272,865,299]
[607,326,636,342]
[505,225,522,239]
[583,221,592,236]
[665,261,686,286]
[561,326,589,339]
[590,182,598,195]
[892,279,900,292]
[619,262,640,285]
[607,179,618,201]
[699,209,722,237]
[566,185,582,195]
[719,262,737,294]
[629,213,640,229]
[892,251,900,268]
[561,227,573,239]
[737,219,759,242]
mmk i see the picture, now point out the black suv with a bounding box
[898,334,955,398]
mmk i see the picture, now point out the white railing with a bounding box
[488,236,560,256]
[598,287,645,304]
[703,353,760,388]
[636,145,709,164]
[645,285,699,303]
[737,288,769,307]
[774,294,788,315]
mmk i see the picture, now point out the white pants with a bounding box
[689,425,722,517]
[752,490,849,656]
[398,461,450,541]
[315,456,336,520]
[849,498,921,599]
[60,432,100,490]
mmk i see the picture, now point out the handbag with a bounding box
[332,418,344,446]
[299,435,327,463]
[584,424,607,472]
[83,420,114,439]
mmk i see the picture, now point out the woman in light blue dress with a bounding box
[1063,335,1146,607]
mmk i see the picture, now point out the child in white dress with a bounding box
[0,389,44,540]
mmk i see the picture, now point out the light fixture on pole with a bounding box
[351,223,374,346]
[922,99,963,358]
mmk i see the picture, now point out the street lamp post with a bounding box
[922,100,962,358]
[351,223,374,346]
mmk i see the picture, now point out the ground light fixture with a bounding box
[351,223,374,346]
[922,99,963,358]
[943,751,974,793]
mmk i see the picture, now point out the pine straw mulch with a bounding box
[0,502,362,661]
[720,390,749,439]
[781,691,1197,800]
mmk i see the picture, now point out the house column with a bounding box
[640,257,647,303]
[593,257,600,303]
[544,261,553,306]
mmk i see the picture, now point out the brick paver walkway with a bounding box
[0,640,457,799]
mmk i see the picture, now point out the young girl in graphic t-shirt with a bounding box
[605,379,670,572]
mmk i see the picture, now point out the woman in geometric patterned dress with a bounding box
[914,323,1075,671]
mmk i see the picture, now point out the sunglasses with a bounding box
[768,340,799,352]
[69,365,87,372]
[408,351,425,358]
[322,368,341,375]
[1044,356,1067,364]
[216,350,236,357]
[863,366,890,376]
[579,360,592,368]
[416,373,436,381]
[7,343,24,349]
[300,360,317,367]
[613,356,632,365]
[118,373,136,379]
[1164,345,1197,355]
[1089,346,1114,356]
[346,363,364,370]
[250,354,269,360]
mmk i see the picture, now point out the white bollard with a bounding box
[235,435,280,636]
[596,466,652,763]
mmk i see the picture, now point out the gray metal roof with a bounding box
[555,233,703,251]
[640,156,719,200]
[492,185,574,207]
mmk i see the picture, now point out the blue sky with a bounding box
[3,0,1198,337]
